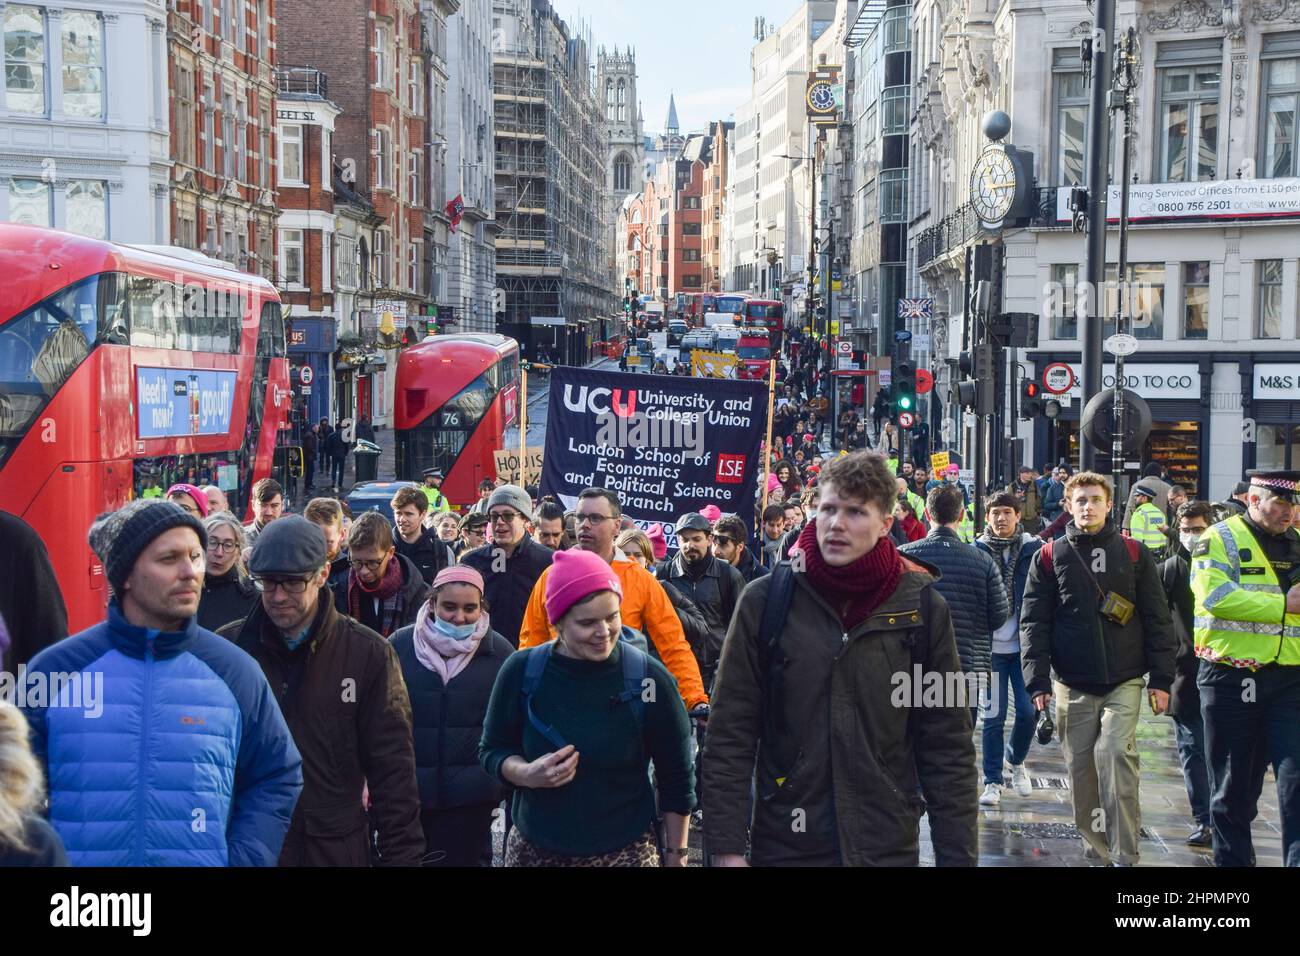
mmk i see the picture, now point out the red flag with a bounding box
[446,194,465,233]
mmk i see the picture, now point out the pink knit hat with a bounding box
[645,523,668,561]
[545,548,623,623]
[699,505,722,523]
[766,473,782,493]
[432,565,485,594]
[166,483,210,517]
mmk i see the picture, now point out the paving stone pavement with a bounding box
[924,703,1284,867]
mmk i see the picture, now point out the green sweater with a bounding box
[479,642,696,857]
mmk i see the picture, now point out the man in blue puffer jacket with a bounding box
[21,499,303,866]
[900,484,1010,725]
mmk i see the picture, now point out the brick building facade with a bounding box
[167,0,279,276]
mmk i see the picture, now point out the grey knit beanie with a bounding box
[88,499,208,593]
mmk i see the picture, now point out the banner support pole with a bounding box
[762,356,777,515]
[519,364,528,476]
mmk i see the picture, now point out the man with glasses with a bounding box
[390,486,453,586]
[221,514,424,866]
[330,512,428,638]
[456,512,489,559]
[518,487,708,709]
[461,485,554,648]
[711,513,768,583]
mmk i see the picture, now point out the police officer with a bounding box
[1129,483,1170,561]
[420,468,451,514]
[1191,469,1300,867]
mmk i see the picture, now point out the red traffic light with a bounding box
[1025,382,1039,398]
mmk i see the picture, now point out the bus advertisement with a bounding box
[394,333,521,506]
[0,224,292,633]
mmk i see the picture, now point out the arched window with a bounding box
[614,154,631,192]
[606,79,614,120]
[617,80,626,122]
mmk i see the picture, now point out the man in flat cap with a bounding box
[220,515,424,866]
[1191,469,1300,866]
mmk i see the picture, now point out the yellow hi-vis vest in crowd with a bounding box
[957,504,975,544]
[1191,514,1300,669]
[906,490,925,524]
[1130,501,1168,557]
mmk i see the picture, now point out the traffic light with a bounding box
[1020,380,1043,419]
[894,361,917,428]
[956,344,997,415]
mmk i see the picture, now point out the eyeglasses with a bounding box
[350,557,388,572]
[252,576,314,594]
[575,514,615,526]
[207,540,240,554]
[711,535,737,547]
[488,510,521,523]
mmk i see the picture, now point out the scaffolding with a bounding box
[492,0,615,330]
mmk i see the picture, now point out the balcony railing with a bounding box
[276,67,327,98]
[916,187,1060,269]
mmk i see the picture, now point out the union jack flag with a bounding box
[897,298,933,320]
[447,195,465,233]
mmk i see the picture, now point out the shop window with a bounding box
[1256,259,1283,339]
[1256,424,1291,471]
[1182,261,1210,339]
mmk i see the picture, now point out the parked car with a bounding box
[347,480,420,516]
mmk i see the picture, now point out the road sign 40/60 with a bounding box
[1103,372,1194,390]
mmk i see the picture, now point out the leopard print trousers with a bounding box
[504,828,660,867]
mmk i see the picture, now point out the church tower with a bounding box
[597,46,646,286]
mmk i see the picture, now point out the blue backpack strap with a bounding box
[520,642,567,751]
[616,641,650,737]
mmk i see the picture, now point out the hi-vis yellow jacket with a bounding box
[1191,515,1300,669]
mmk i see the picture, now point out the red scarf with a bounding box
[794,519,903,630]
[348,555,404,626]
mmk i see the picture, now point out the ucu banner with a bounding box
[542,366,766,540]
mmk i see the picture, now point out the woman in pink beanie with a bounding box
[165,483,209,518]
[479,547,697,867]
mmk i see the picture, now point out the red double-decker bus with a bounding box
[0,224,291,633]
[393,333,520,506]
[742,298,785,352]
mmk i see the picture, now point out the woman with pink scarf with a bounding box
[389,565,514,866]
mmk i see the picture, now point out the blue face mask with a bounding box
[432,616,477,640]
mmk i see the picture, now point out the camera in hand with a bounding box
[1035,707,1055,745]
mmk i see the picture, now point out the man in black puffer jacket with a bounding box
[1020,471,1176,866]
[900,484,1010,723]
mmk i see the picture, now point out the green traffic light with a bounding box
[898,396,913,410]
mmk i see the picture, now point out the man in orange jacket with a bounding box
[518,487,708,709]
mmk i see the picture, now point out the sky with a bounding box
[550,0,785,134]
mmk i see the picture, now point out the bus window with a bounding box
[400,371,497,476]
[0,274,103,468]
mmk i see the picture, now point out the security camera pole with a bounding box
[1080,0,1115,471]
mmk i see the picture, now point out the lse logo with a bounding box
[716,454,746,484]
